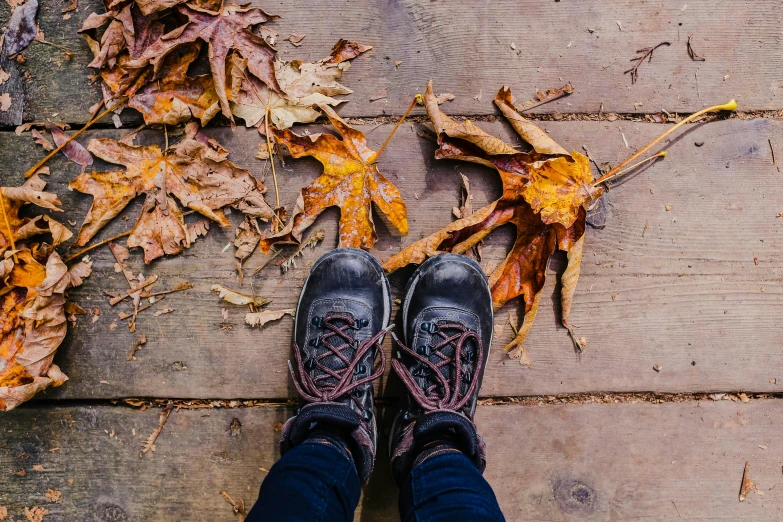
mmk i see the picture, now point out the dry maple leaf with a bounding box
[0,252,92,412]
[384,82,602,356]
[139,2,280,120]
[0,174,66,250]
[23,506,48,522]
[230,39,372,131]
[260,104,408,251]
[129,43,220,126]
[70,124,274,263]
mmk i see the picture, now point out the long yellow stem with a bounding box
[369,96,418,164]
[595,100,737,185]
[24,97,127,178]
[593,151,667,186]
[0,190,17,262]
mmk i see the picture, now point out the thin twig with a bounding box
[252,249,282,275]
[769,139,775,165]
[687,35,706,61]
[0,191,17,262]
[624,42,670,84]
[128,334,147,361]
[24,97,127,178]
[369,96,418,164]
[64,230,133,263]
[109,276,158,306]
[119,295,166,320]
[141,282,193,299]
[595,99,737,185]
[141,402,174,454]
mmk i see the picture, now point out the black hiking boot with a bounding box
[280,248,392,484]
[389,254,494,485]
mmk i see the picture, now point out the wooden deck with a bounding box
[2,1,782,520]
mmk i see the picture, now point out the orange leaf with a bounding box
[260,105,408,251]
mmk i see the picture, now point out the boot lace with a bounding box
[392,321,484,413]
[289,312,388,407]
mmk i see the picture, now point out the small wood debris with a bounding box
[284,33,305,46]
[738,393,750,403]
[0,506,7,520]
[32,464,44,471]
[219,490,247,522]
[128,334,147,361]
[14,469,27,476]
[24,506,49,522]
[665,205,672,211]
[653,364,662,372]
[44,489,62,503]
[0,93,12,112]
[229,418,242,437]
[141,402,174,454]
[738,461,755,502]
[272,422,283,432]
[153,308,174,317]
[281,229,325,272]
[394,60,402,67]
[625,42,670,84]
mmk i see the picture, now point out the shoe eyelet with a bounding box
[462,370,473,383]
[362,410,373,421]
[311,316,323,327]
[359,318,369,328]
[416,345,432,356]
[420,322,438,334]
[462,349,474,362]
[401,411,413,421]
[308,338,320,347]
[354,364,367,375]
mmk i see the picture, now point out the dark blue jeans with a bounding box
[247,441,505,522]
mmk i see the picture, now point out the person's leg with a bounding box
[398,450,504,522]
[247,439,361,522]
[246,249,392,521]
[389,254,505,522]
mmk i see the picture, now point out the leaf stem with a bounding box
[0,190,17,262]
[593,151,667,186]
[594,99,737,185]
[24,97,127,178]
[264,107,282,233]
[64,230,132,263]
[369,96,418,164]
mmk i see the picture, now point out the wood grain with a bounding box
[3,0,782,125]
[0,118,780,399]
[2,400,781,521]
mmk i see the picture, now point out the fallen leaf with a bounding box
[245,308,294,328]
[0,252,92,411]
[219,490,248,521]
[139,3,280,120]
[212,284,270,307]
[44,489,62,503]
[324,39,372,65]
[230,40,371,130]
[739,393,750,403]
[229,417,241,436]
[384,82,600,354]
[0,93,11,112]
[70,125,274,262]
[32,465,43,471]
[260,104,408,251]
[62,0,77,13]
[31,129,54,151]
[47,124,94,168]
[24,506,48,522]
[0,506,6,520]
[285,33,305,46]
[739,461,754,501]
[452,173,473,219]
[128,42,220,126]
[234,216,261,262]
[0,67,9,86]
[3,0,38,56]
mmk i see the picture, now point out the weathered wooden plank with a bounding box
[2,400,781,521]
[3,0,782,125]
[0,52,24,126]
[1,118,781,399]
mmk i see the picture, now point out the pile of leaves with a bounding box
[384,81,604,360]
[0,173,92,411]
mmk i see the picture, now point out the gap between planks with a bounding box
[27,391,783,411]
